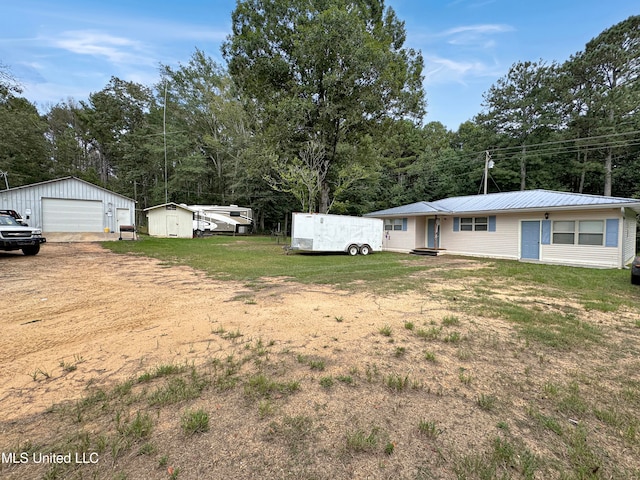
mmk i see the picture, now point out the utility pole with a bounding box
[163,82,168,204]
[483,151,494,194]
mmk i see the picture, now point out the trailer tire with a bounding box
[348,244,359,256]
[194,229,203,238]
[359,244,371,256]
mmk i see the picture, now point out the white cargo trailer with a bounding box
[290,213,383,255]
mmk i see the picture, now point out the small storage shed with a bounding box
[145,203,194,238]
[0,176,135,233]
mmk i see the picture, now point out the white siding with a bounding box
[440,208,627,268]
[382,217,420,252]
[540,210,622,268]
[440,214,521,260]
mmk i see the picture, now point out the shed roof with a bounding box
[143,202,195,213]
[366,190,640,217]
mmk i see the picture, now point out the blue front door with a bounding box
[427,219,435,248]
[521,221,540,260]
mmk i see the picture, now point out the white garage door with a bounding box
[42,198,104,232]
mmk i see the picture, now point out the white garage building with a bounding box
[0,177,135,234]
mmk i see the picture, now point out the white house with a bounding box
[145,203,195,238]
[0,176,135,234]
[366,190,640,269]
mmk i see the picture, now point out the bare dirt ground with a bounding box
[1,242,639,479]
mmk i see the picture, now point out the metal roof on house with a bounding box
[366,190,640,217]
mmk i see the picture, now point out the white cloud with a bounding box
[442,24,514,47]
[52,30,153,66]
[423,54,502,86]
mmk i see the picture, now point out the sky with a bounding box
[1,0,638,131]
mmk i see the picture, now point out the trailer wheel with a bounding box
[348,244,359,256]
[194,229,203,238]
[359,244,371,256]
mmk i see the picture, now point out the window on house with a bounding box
[384,218,405,231]
[460,217,488,231]
[460,217,473,231]
[552,221,575,244]
[578,220,604,245]
[474,217,488,231]
[165,204,176,210]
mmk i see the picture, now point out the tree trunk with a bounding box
[319,182,330,214]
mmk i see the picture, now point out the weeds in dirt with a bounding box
[181,409,209,434]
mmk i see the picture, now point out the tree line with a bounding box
[1,1,638,231]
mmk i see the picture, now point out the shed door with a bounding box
[42,198,103,232]
[521,221,540,260]
[166,215,179,236]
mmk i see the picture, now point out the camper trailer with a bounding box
[188,205,253,235]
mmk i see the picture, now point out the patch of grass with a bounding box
[416,326,441,340]
[386,374,410,391]
[477,394,497,412]
[404,321,414,330]
[336,375,354,385]
[379,325,392,337]
[319,376,334,388]
[418,420,440,439]
[346,428,379,452]
[118,411,153,440]
[244,373,300,400]
[147,369,209,406]
[181,409,209,434]
[442,315,460,326]
[424,350,436,362]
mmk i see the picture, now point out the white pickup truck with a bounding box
[0,214,46,255]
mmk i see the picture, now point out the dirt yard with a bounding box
[1,242,639,479]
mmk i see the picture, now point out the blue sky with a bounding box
[1,0,637,130]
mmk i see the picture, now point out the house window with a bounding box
[578,220,604,245]
[165,204,176,210]
[384,218,406,231]
[460,217,487,231]
[552,220,605,246]
[474,217,488,231]
[552,221,575,244]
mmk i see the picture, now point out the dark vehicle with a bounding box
[0,209,27,225]
[0,214,46,255]
[632,256,640,285]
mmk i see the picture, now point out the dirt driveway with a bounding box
[1,242,442,425]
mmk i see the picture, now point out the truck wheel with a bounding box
[348,244,359,256]
[22,244,40,256]
[359,244,371,256]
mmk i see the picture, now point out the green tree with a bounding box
[562,15,640,196]
[159,49,262,206]
[223,0,425,213]
[479,60,561,191]
[0,68,50,187]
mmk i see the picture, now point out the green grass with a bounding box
[103,235,426,292]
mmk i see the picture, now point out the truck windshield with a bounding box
[0,215,20,226]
